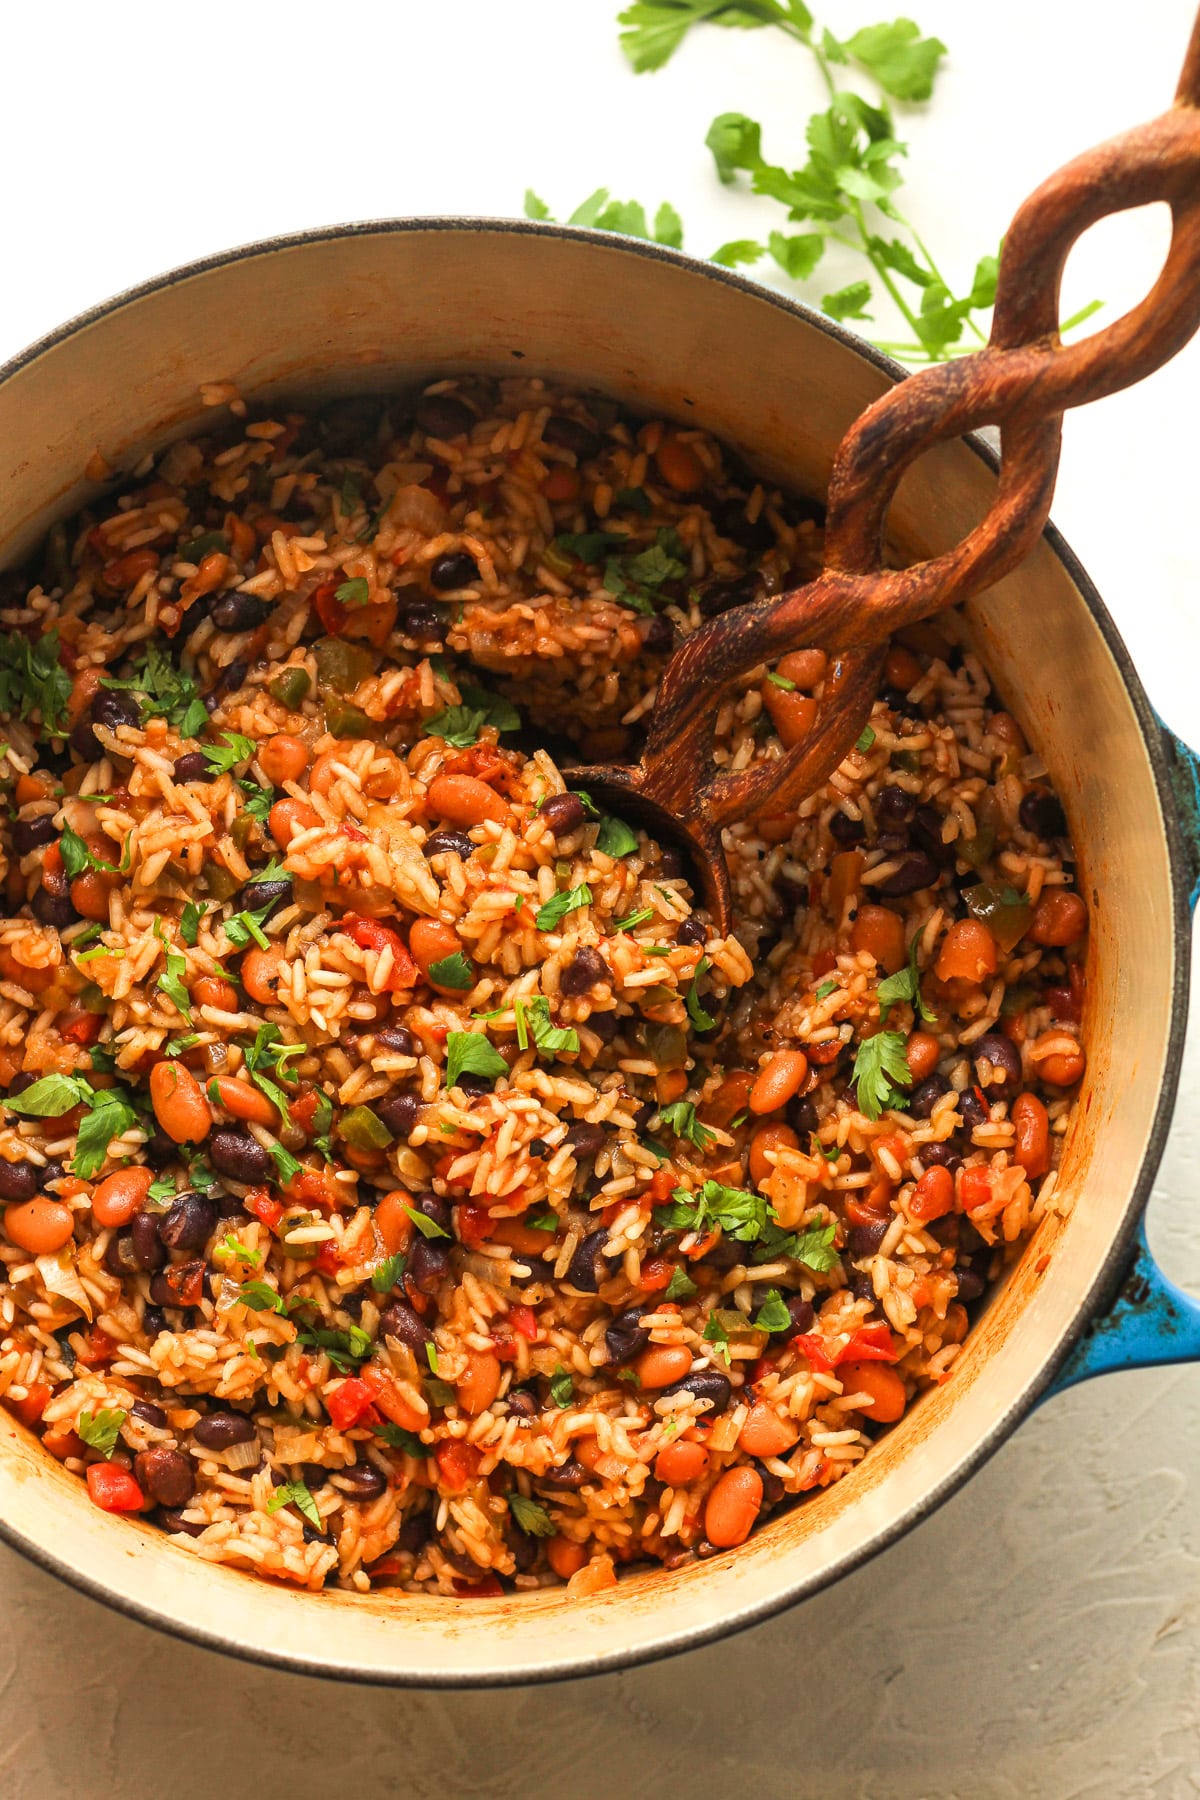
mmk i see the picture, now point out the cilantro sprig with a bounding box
[851,1029,913,1119]
[5,1072,140,1179]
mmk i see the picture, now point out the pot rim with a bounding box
[0,215,1190,1686]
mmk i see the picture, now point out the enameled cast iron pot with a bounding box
[0,221,1198,1686]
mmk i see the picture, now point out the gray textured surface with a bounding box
[0,1,1198,1793]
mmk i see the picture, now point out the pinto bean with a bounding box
[207,1074,279,1127]
[1012,1091,1050,1177]
[704,1466,763,1548]
[748,1050,810,1115]
[426,774,508,828]
[456,1350,502,1415]
[91,1165,154,1229]
[635,1344,693,1388]
[4,1197,73,1254]
[149,1061,212,1144]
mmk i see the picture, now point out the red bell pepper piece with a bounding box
[341,916,418,992]
[959,1166,994,1212]
[244,1188,284,1231]
[435,1440,481,1492]
[86,1463,145,1513]
[840,1320,898,1363]
[509,1305,538,1341]
[313,579,347,635]
[791,1332,835,1372]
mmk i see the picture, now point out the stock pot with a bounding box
[0,220,1197,1685]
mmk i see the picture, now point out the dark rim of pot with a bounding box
[0,217,1189,1688]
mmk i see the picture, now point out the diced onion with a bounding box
[36,1250,93,1322]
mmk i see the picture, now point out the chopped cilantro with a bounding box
[426,684,520,748]
[752,1288,791,1332]
[685,956,716,1031]
[657,1177,769,1243]
[851,1029,913,1119]
[535,883,592,931]
[404,1204,451,1242]
[372,1422,427,1457]
[180,901,205,947]
[103,642,208,738]
[526,996,579,1057]
[856,725,876,753]
[613,906,654,932]
[445,1030,508,1089]
[202,731,256,776]
[266,1479,320,1527]
[548,1367,573,1408]
[595,816,639,858]
[427,950,473,990]
[814,979,838,1000]
[658,1100,715,1151]
[77,1407,126,1458]
[664,1265,697,1301]
[509,1492,555,1536]
[371,1251,407,1292]
[334,577,371,609]
[877,934,936,1025]
[0,629,71,734]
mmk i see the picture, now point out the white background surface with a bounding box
[1,3,1199,1795]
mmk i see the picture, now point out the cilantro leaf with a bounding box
[712,238,767,267]
[524,188,552,220]
[445,1030,508,1090]
[373,1422,427,1457]
[685,956,716,1031]
[664,1265,697,1301]
[156,936,192,1022]
[426,684,520,748]
[403,1203,451,1242]
[595,816,638,858]
[510,1491,556,1536]
[877,934,935,1024]
[427,950,474,990]
[77,1407,125,1458]
[535,883,591,932]
[843,18,946,101]
[548,1367,573,1408]
[237,1280,289,1314]
[72,1090,141,1178]
[0,629,71,734]
[266,1479,321,1527]
[103,642,208,738]
[657,1178,769,1243]
[5,1073,93,1116]
[752,1288,791,1332]
[703,1310,733,1364]
[202,732,256,777]
[551,531,627,565]
[851,1030,913,1120]
[371,1251,406,1292]
[525,996,579,1058]
[658,1100,715,1151]
[298,1324,371,1373]
[180,901,205,947]
[334,577,370,609]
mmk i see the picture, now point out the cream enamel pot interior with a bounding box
[0,220,1195,1687]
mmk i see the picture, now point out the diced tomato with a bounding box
[73,1328,116,1367]
[959,1166,994,1212]
[456,1204,495,1249]
[286,1167,342,1214]
[492,1327,519,1363]
[436,1440,481,1492]
[509,1304,538,1341]
[791,1332,835,1371]
[452,1573,504,1597]
[86,1463,145,1513]
[10,1382,51,1426]
[841,1321,898,1363]
[290,1088,322,1134]
[811,949,837,978]
[244,1188,284,1231]
[327,1379,380,1431]
[805,1038,844,1066]
[313,579,348,635]
[639,1256,674,1293]
[316,1241,342,1279]
[59,1010,102,1047]
[648,1166,677,1204]
[342,916,418,992]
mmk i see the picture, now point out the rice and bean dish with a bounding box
[0,376,1088,1599]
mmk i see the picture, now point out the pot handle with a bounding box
[1045,719,1200,1395]
[1047,1221,1200,1393]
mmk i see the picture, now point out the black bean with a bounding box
[830,811,866,846]
[537,1458,587,1490]
[397,1510,432,1555]
[415,392,474,440]
[131,1399,168,1428]
[373,1091,422,1139]
[208,1128,271,1185]
[715,498,776,552]
[560,946,609,997]
[528,1138,548,1159]
[130,1213,167,1276]
[413,1191,452,1235]
[406,1236,449,1297]
[772,1295,814,1341]
[158,1507,206,1538]
[207,658,248,704]
[605,1307,650,1364]
[955,1267,987,1302]
[565,1228,609,1293]
[424,830,474,861]
[159,1191,217,1252]
[237,877,292,911]
[142,1306,168,1340]
[657,847,687,879]
[785,1094,819,1137]
[143,1125,178,1170]
[543,414,602,460]
[69,715,101,759]
[973,1032,1022,1101]
[565,1122,607,1164]
[334,1460,387,1501]
[877,828,912,856]
[958,1085,990,1130]
[319,397,383,455]
[638,613,675,653]
[505,1387,540,1419]
[379,1299,434,1355]
[171,752,211,783]
[698,1235,743,1272]
[40,1159,66,1189]
[193,1410,256,1449]
[586,1009,619,1042]
[92,689,141,733]
[881,685,922,718]
[847,1220,889,1259]
[912,805,952,866]
[32,887,77,927]
[135,1446,196,1508]
[875,785,916,828]
[850,1270,878,1304]
[676,918,706,947]
[908,1073,949,1119]
[300,1463,327,1491]
[1019,788,1067,839]
[399,602,448,644]
[103,1231,138,1277]
[373,1025,416,1055]
[0,1158,39,1203]
[877,852,940,897]
[12,815,57,855]
[210,592,268,632]
[755,1464,786,1510]
[429,551,479,592]
[539,792,586,838]
[457,1073,494,1099]
[664,1369,733,1413]
[920,1140,962,1175]
[506,1517,539,1573]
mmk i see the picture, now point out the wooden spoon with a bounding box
[569,11,1200,932]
